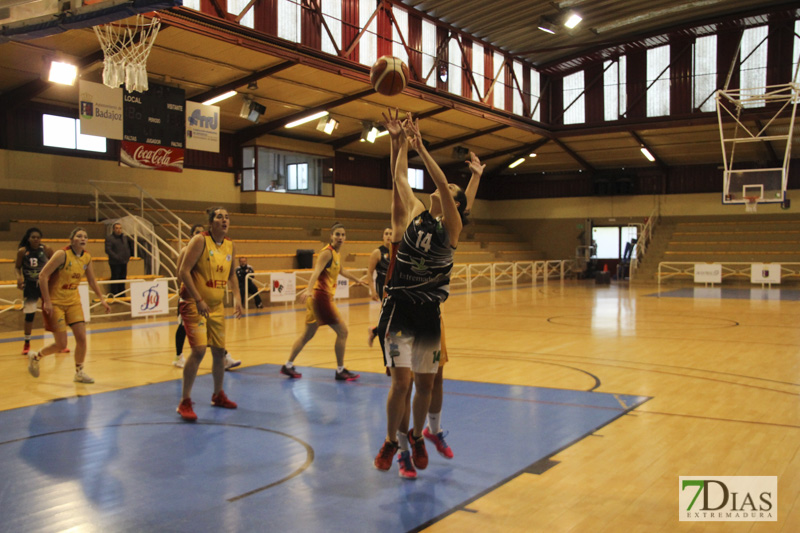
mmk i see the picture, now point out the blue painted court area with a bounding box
[656,287,800,300]
[0,367,649,533]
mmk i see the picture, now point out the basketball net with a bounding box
[94,15,160,93]
[745,197,758,214]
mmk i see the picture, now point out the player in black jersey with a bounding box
[15,228,54,355]
[374,111,467,479]
[365,227,392,347]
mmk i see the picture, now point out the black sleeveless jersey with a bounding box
[375,245,391,279]
[21,245,47,283]
[385,211,454,304]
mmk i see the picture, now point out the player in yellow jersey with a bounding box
[176,207,243,421]
[281,222,368,381]
[27,227,111,383]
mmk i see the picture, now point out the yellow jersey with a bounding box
[49,246,91,306]
[180,232,233,307]
[313,244,340,297]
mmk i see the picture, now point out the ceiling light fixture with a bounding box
[316,116,339,135]
[640,147,656,162]
[360,123,380,143]
[537,17,557,34]
[203,91,237,105]
[529,153,538,158]
[508,157,525,169]
[564,12,583,29]
[286,110,329,129]
[48,61,77,85]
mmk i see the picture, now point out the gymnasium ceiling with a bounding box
[0,0,798,179]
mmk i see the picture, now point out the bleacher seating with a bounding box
[633,215,800,282]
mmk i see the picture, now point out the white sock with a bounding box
[428,412,441,434]
[285,361,293,368]
[337,366,344,373]
[397,431,410,452]
[24,335,31,342]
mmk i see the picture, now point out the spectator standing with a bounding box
[105,222,133,296]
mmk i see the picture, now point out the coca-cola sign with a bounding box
[121,141,184,172]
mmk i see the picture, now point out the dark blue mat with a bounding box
[0,366,649,532]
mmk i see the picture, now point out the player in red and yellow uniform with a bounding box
[27,227,110,383]
[176,207,242,421]
[280,222,368,381]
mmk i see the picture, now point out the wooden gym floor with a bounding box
[0,281,797,532]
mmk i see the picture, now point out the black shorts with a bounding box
[23,281,41,301]
[374,274,386,299]
[377,296,441,373]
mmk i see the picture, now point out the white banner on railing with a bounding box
[130,280,170,317]
[751,263,781,284]
[271,272,296,302]
[78,283,91,323]
[694,263,722,283]
[334,275,349,299]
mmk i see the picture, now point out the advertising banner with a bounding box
[130,280,170,317]
[185,101,220,152]
[79,80,123,139]
[271,272,296,302]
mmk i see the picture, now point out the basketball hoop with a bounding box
[94,15,160,93]
[745,196,758,214]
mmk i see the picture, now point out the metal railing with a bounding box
[657,261,800,296]
[243,260,575,310]
[630,206,660,281]
[89,180,192,283]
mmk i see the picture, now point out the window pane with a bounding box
[604,60,619,121]
[619,55,627,116]
[529,68,540,120]
[297,163,308,189]
[493,52,505,109]
[391,6,408,65]
[287,164,297,190]
[563,71,585,124]
[693,35,717,112]
[421,20,436,88]
[448,36,462,96]
[794,21,800,83]
[358,0,377,66]
[183,0,200,9]
[408,168,424,190]
[43,114,76,149]
[278,0,300,42]
[321,0,342,55]
[242,146,255,168]
[647,45,670,117]
[512,60,523,115]
[472,42,484,101]
[741,25,768,108]
[76,126,107,153]
[228,0,254,29]
[242,169,255,191]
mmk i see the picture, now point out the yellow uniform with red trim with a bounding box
[179,232,233,348]
[45,246,91,332]
[305,244,342,326]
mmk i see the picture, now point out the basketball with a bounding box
[370,56,409,96]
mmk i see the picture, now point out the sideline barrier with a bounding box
[657,261,800,296]
[0,277,180,320]
[1,261,574,318]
